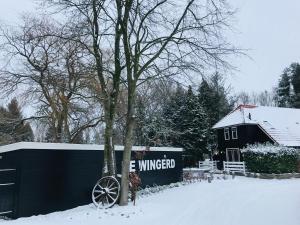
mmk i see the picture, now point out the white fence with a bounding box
[199,161,218,171]
[223,161,246,174]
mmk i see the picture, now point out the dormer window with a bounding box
[224,128,230,140]
[232,127,238,139]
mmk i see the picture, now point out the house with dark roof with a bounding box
[212,105,300,162]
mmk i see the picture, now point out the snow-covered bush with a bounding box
[241,143,299,174]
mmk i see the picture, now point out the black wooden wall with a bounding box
[0,148,182,219]
[216,124,274,161]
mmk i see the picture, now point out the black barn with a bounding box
[213,105,300,162]
[0,142,183,218]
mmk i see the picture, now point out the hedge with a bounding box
[242,143,299,174]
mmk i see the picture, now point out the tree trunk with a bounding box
[102,99,117,176]
[56,115,64,143]
[119,87,136,205]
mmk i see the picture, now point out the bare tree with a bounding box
[235,90,277,107]
[37,0,240,204]
[117,0,240,205]
[0,16,102,143]
[41,0,130,176]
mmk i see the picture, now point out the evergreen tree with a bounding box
[179,86,209,159]
[0,106,14,144]
[198,73,232,127]
[277,70,291,107]
[7,99,34,142]
[134,94,170,147]
[133,77,231,163]
[163,86,209,160]
[0,98,34,145]
[163,85,187,145]
[198,73,233,148]
[290,63,300,108]
[275,63,300,108]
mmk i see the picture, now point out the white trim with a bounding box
[224,128,230,140]
[0,142,183,154]
[0,183,14,186]
[0,169,16,172]
[0,211,12,215]
[231,127,238,139]
[223,161,246,174]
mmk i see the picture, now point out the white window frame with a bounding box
[231,127,238,140]
[224,128,230,140]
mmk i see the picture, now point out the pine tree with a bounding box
[163,85,187,145]
[277,71,291,107]
[198,73,233,148]
[0,106,14,144]
[179,86,209,159]
[163,86,209,161]
[275,63,300,108]
[8,98,34,142]
[290,63,300,108]
[0,98,34,145]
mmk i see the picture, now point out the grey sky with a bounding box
[228,0,300,93]
[0,0,299,93]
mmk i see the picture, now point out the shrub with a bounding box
[242,143,299,174]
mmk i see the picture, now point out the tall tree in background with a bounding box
[118,0,239,205]
[198,73,233,147]
[236,90,276,107]
[164,86,209,160]
[0,17,103,144]
[275,62,300,108]
[290,63,300,108]
[43,0,126,176]
[134,80,175,147]
[277,70,291,107]
[0,98,33,145]
[199,73,233,127]
[185,87,210,159]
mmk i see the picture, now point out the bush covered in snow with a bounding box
[242,143,299,174]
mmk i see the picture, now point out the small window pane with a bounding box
[232,127,238,139]
[224,128,230,140]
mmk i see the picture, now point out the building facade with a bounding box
[213,105,300,162]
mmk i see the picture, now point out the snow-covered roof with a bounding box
[0,142,183,154]
[213,105,300,147]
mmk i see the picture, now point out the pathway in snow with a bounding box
[1,177,300,225]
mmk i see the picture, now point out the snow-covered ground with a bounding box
[1,177,300,225]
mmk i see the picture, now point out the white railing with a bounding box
[223,161,246,174]
[199,160,218,171]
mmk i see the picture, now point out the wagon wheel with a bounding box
[92,176,120,209]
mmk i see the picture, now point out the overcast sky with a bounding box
[0,0,300,94]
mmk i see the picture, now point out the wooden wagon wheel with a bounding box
[92,176,120,209]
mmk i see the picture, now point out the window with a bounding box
[224,128,230,140]
[232,127,238,139]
